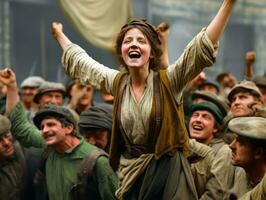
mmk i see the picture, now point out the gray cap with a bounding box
[228,117,266,140]
[0,115,11,136]
[33,104,77,130]
[228,80,263,102]
[20,76,45,88]
[79,104,113,132]
[33,81,66,103]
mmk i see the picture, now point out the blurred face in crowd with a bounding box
[0,133,14,161]
[230,92,257,117]
[40,117,73,147]
[83,129,109,150]
[70,81,94,109]
[21,87,38,108]
[229,135,256,168]
[199,84,219,95]
[39,91,64,109]
[220,74,236,89]
[189,110,218,144]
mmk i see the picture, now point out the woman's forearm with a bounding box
[206,0,236,45]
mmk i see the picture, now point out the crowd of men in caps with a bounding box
[1,1,266,200]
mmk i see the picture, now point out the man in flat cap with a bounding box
[79,104,112,152]
[33,81,66,109]
[228,80,264,117]
[20,76,45,115]
[228,116,266,198]
[0,114,26,200]
[0,68,117,200]
[188,92,239,198]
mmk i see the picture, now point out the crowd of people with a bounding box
[0,0,266,199]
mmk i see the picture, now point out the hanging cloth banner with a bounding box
[59,0,133,51]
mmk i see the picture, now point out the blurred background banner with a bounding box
[58,0,132,51]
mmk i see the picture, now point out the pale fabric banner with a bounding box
[58,0,132,51]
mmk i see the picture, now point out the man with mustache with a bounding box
[0,68,118,200]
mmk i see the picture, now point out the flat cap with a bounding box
[191,101,225,125]
[33,104,77,130]
[228,80,262,102]
[33,81,66,103]
[79,104,113,132]
[20,76,45,88]
[0,115,11,136]
[191,90,229,117]
[228,117,266,140]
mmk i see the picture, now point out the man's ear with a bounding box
[66,123,74,135]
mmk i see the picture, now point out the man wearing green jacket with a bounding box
[0,68,118,200]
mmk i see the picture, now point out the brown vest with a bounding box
[109,70,189,171]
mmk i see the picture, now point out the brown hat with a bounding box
[0,115,11,136]
[228,116,266,140]
[227,80,262,102]
[33,81,66,103]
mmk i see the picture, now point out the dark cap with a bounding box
[0,115,11,136]
[33,81,66,103]
[191,101,225,125]
[79,104,113,132]
[33,104,77,130]
[228,80,263,102]
[64,78,75,98]
[229,117,266,140]
[197,80,220,93]
[191,90,229,117]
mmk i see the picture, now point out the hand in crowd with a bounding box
[0,68,17,88]
[245,51,256,65]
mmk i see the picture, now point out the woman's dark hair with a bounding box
[115,19,163,72]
